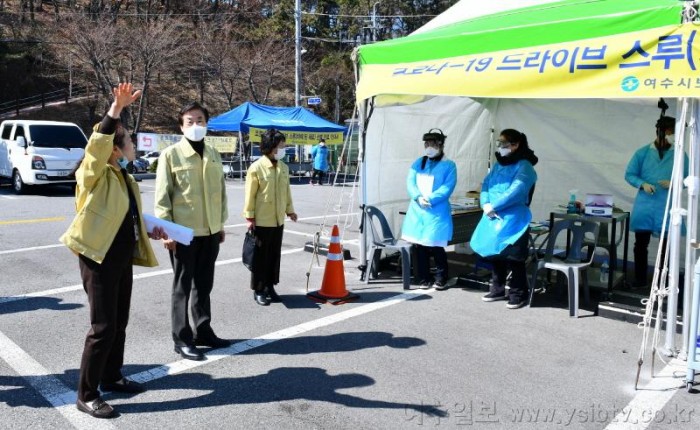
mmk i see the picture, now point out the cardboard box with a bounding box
[585,193,613,217]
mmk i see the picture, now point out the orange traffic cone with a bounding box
[307,225,359,305]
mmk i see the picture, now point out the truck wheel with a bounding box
[12,170,26,194]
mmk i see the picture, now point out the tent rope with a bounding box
[635,98,692,388]
[304,108,362,290]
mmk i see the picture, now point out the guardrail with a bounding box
[0,85,90,117]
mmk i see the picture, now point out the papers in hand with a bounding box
[143,214,194,245]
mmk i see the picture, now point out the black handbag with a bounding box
[242,229,256,271]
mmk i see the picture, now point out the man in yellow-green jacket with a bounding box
[155,101,229,361]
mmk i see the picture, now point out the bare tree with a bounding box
[52,14,121,101]
[244,38,293,104]
[198,20,247,108]
[121,17,189,131]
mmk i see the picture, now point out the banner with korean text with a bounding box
[248,127,344,145]
[357,24,700,100]
[136,134,238,153]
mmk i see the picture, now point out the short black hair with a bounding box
[178,101,210,126]
[261,128,286,155]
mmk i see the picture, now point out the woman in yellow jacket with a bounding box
[60,83,166,419]
[244,128,298,306]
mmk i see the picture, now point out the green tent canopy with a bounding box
[356,0,693,100]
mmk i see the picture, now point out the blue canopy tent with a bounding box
[209,102,346,177]
[208,102,346,134]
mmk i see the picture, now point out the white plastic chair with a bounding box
[530,218,599,317]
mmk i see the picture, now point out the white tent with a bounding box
[353,0,700,356]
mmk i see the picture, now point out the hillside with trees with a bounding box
[0,0,457,132]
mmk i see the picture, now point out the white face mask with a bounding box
[666,134,675,145]
[498,147,512,157]
[183,124,207,142]
[424,147,439,158]
[275,148,287,160]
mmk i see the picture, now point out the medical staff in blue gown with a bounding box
[401,129,457,290]
[625,115,688,288]
[471,129,538,309]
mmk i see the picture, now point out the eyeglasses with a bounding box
[496,140,512,148]
[424,141,440,148]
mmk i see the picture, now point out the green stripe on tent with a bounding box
[358,0,682,65]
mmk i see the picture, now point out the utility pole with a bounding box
[372,1,381,42]
[294,0,302,107]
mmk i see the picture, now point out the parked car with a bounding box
[143,151,160,165]
[0,120,88,194]
[127,157,149,174]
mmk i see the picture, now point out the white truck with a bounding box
[0,120,88,193]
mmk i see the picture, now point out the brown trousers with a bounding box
[77,215,135,402]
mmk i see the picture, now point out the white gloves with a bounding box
[482,203,495,217]
[657,180,670,189]
[641,183,656,194]
[418,196,431,208]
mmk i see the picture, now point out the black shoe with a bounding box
[506,297,527,309]
[76,397,115,419]
[416,280,432,290]
[433,280,448,291]
[482,292,507,302]
[254,291,270,306]
[195,336,231,348]
[174,344,205,361]
[100,377,146,394]
[266,286,282,303]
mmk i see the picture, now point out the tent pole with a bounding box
[238,130,244,182]
[358,99,368,273]
[680,98,698,360]
[662,99,690,356]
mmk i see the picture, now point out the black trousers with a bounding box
[169,233,221,346]
[633,231,667,288]
[414,244,448,283]
[78,217,135,402]
[311,169,326,185]
[485,229,530,301]
[250,225,284,291]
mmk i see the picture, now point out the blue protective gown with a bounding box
[310,144,330,171]
[401,156,457,247]
[625,142,688,236]
[470,159,537,257]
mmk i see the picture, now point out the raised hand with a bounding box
[112,82,142,110]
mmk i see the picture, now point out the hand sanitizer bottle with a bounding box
[600,259,609,284]
[567,191,577,214]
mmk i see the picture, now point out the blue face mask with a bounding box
[117,157,129,169]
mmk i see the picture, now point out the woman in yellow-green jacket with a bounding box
[60,83,166,419]
[243,128,298,306]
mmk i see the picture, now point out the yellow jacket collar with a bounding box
[178,137,202,158]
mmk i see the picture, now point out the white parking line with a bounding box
[0,248,306,305]
[0,330,115,430]
[224,212,359,229]
[0,289,426,429]
[605,360,685,430]
[0,243,64,255]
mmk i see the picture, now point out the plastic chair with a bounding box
[364,205,413,290]
[530,218,599,317]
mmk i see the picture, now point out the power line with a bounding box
[302,11,439,19]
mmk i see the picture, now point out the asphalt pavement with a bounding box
[0,176,698,429]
